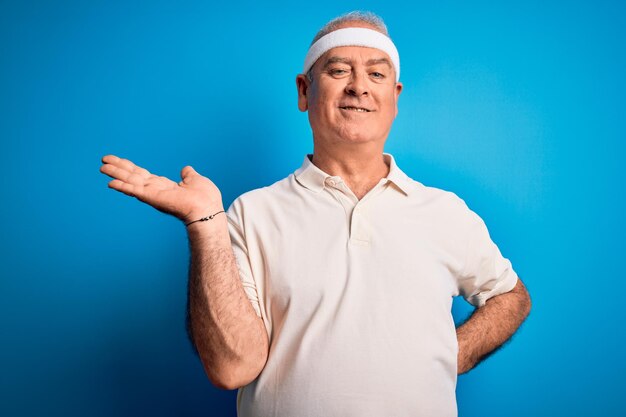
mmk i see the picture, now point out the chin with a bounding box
[336,126,379,144]
[337,132,371,144]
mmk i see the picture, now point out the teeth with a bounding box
[342,107,368,112]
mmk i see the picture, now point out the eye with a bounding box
[329,68,349,77]
[370,72,385,79]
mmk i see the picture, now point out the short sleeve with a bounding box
[458,213,519,307]
[227,200,263,318]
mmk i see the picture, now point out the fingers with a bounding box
[101,154,121,165]
[101,155,151,178]
[100,155,153,186]
[108,179,142,198]
[100,163,146,186]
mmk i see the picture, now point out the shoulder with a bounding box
[404,176,481,227]
[226,173,299,221]
[406,174,471,209]
[391,160,469,211]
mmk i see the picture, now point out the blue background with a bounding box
[1,0,624,416]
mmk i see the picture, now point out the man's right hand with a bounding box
[100,155,223,224]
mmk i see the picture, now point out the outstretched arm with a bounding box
[456,278,531,374]
[100,155,269,389]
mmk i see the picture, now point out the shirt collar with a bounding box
[294,153,412,196]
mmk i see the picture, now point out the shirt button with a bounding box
[326,179,336,186]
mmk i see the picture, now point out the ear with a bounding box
[296,74,310,112]
[394,82,403,117]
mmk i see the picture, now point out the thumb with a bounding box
[180,165,198,184]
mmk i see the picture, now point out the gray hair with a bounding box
[307,11,390,80]
[309,11,389,45]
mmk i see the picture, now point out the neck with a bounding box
[311,142,389,200]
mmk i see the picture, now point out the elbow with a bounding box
[209,374,243,391]
[201,338,269,390]
[206,356,267,390]
[211,377,252,391]
[511,277,532,320]
[517,285,532,322]
[523,292,532,319]
[190,310,270,390]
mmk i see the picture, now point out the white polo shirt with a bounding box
[226,153,518,417]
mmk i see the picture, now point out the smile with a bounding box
[340,106,371,112]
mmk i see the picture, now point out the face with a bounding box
[296,44,403,148]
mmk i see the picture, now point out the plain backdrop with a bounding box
[1,1,625,416]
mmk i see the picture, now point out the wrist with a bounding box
[184,204,225,225]
[185,210,226,227]
[185,211,230,244]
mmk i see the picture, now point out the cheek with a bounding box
[310,96,336,121]
[306,95,331,127]
[312,81,343,108]
[308,86,327,112]
[381,94,398,116]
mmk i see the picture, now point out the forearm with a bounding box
[187,213,268,389]
[456,279,531,374]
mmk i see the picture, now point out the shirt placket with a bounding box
[325,177,390,247]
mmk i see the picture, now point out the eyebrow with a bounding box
[365,58,392,68]
[322,56,392,69]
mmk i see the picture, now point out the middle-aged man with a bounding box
[100,11,531,417]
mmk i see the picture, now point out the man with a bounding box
[100,11,531,417]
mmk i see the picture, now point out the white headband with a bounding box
[303,27,401,82]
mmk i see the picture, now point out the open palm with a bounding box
[100,155,222,223]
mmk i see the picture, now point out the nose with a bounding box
[345,71,368,96]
